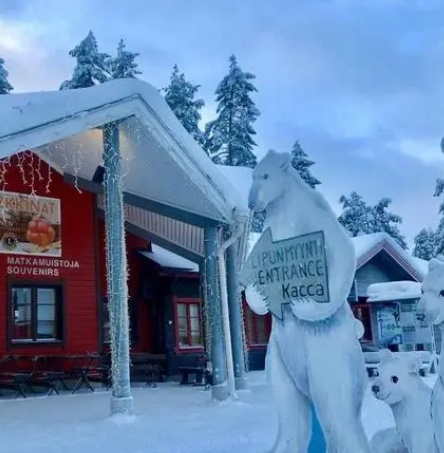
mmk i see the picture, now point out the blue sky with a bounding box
[1,0,444,248]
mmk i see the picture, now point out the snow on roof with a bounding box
[351,232,427,279]
[0,79,248,222]
[247,231,428,279]
[351,233,388,261]
[367,281,421,302]
[411,256,429,276]
[140,244,199,272]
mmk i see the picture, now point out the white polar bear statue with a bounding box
[371,349,438,453]
[245,150,371,453]
[417,256,444,453]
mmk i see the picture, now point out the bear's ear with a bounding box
[405,354,422,374]
[379,349,392,364]
[275,151,291,171]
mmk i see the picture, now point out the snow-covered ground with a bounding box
[0,371,436,453]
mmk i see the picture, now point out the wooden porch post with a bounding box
[203,225,228,401]
[226,233,248,390]
[103,121,133,416]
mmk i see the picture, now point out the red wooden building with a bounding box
[0,153,214,376]
[0,80,251,400]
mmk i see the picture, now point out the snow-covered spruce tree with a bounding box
[290,140,321,188]
[204,54,259,168]
[413,228,438,260]
[338,192,374,237]
[110,38,141,79]
[60,31,110,90]
[338,192,407,249]
[372,197,407,249]
[0,57,13,94]
[164,64,205,144]
[434,178,444,255]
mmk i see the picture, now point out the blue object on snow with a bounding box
[309,404,326,453]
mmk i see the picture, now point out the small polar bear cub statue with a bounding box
[371,349,438,453]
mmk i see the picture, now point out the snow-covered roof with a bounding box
[352,233,388,261]
[352,232,426,280]
[139,244,199,272]
[367,281,421,302]
[0,78,247,223]
[247,231,427,280]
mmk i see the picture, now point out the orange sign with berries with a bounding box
[0,191,61,256]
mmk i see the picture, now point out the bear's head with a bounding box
[371,349,422,406]
[417,256,444,325]
[248,150,294,213]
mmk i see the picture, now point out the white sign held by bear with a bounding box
[240,228,330,318]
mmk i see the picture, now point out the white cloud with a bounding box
[0,18,74,92]
[395,139,444,164]
[0,18,45,54]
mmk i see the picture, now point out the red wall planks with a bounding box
[0,153,98,355]
[0,153,159,357]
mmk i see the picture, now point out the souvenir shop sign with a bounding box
[240,229,329,319]
[0,191,61,257]
[399,301,433,345]
[377,305,402,345]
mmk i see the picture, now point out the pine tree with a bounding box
[110,39,141,79]
[338,192,407,249]
[204,55,259,168]
[0,57,13,94]
[413,228,438,260]
[164,64,205,144]
[60,31,110,90]
[290,141,321,188]
[434,178,444,255]
[372,197,407,249]
[338,192,374,237]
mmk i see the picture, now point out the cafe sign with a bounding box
[240,228,330,319]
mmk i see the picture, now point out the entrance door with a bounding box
[150,297,166,354]
[351,304,372,341]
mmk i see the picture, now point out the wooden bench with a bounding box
[363,351,437,377]
[0,356,63,398]
[130,353,165,387]
[363,352,380,377]
[179,355,212,389]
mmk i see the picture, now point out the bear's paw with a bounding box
[290,296,339,322]
[245,284,269,315]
